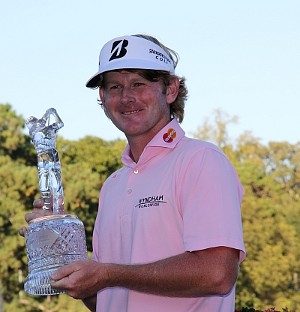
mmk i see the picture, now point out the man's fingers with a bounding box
[51,263,77,281]
[33,198,44,208]
[19,226,27,237]
[24,198,52,224]
[24,211,42,223]
[19,197,49,236]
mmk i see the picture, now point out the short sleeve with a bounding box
[179,146,246,262]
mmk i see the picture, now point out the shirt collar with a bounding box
[122,119,185,165]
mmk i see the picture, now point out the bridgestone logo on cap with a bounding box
[109,40,128,61]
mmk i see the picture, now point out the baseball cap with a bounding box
[86,35,175,88]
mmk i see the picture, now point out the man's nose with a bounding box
[120,87,135,104]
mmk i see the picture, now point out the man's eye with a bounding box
[133,82,144,87]
[110,85,120,90]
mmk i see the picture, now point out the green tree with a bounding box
[0,103,35,165]
[193,110,300,310]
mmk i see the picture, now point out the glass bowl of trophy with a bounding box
[24,108,88,295]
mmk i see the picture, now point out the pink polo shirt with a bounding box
[92,119,245,312]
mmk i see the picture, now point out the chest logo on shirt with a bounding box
[135,195,166,209]
[163,128,176,143]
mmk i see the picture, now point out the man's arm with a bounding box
[51,246,240,300]
[109,247,239,297]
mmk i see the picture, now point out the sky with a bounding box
[1,0,299,144]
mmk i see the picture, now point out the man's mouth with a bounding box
[122,110,141,115]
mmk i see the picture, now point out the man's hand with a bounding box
[51,260,105,300]
[19,198,53,237]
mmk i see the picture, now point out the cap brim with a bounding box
[86,72,101,88]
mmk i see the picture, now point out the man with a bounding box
[22,34,246,311]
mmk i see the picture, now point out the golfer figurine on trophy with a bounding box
[24,108,88,295]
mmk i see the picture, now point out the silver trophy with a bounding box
[24,108,88,295]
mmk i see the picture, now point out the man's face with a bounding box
[99,71,177,142]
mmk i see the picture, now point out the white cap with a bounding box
[86,35,175,88]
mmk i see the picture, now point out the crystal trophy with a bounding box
[24,108,88,295]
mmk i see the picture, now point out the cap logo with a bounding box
[109,39,128,61]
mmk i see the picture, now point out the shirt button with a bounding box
[127,189,132,194]
[133,169,139,174]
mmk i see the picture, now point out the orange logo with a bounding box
[163,128,176,143]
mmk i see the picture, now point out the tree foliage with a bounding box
[0,104,299,311]
[194,109,300,310]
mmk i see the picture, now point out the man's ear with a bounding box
[166,78,180,105]
[99,88,105,105]
[98,88,112,119]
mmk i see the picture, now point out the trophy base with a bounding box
[24,267,65,295]
[25,214,88,296]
